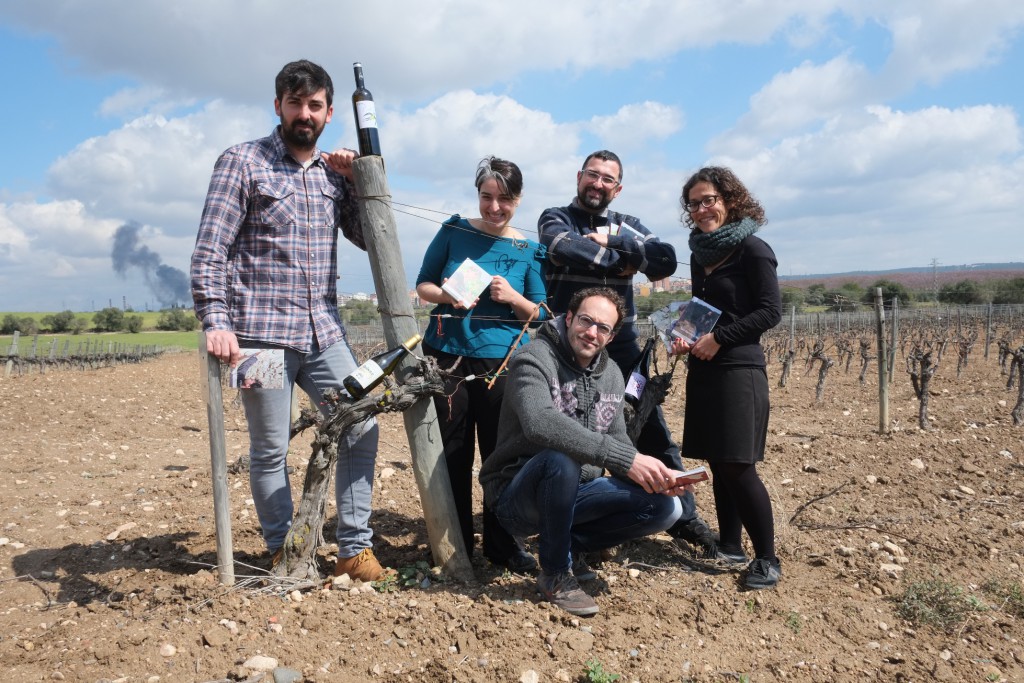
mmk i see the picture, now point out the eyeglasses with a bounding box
[581,169,620,187]
[684,195,721,212]
[572,313,615,337]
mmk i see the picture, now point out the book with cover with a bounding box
[441,258,492,308]
[230,348,285,389]
[649,297,723,347]
[675,466,709,487]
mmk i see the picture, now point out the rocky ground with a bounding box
[0,336,1022,682]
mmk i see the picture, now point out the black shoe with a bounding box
[488,549,537,574]
[668,515,720,554]
[744,558,782,590]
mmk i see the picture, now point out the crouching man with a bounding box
[479,287,686,616]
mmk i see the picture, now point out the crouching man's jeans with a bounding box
[493,449,683,574]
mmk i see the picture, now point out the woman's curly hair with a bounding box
[680,166,765,229]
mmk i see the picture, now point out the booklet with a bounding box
[675,466,709,487]
[441,258,492,308]
[649,297,723,347]
[230,348,285,389]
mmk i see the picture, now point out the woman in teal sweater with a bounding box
[416,157,547,571]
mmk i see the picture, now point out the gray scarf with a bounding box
[688,217,760,266]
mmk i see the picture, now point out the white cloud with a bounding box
[588,102,684,156]
[47,101,271,232]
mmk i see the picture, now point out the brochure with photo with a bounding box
[441,258,492,308]
[675,465,709,487]
[649,297,723,347]
[230,348,285,389]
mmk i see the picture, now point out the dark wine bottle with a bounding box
[624,337,654,405]
[343,333,421,399]
[351,62,382,157]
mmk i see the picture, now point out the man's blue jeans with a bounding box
[239,336,378,556]
[493,450,683,574]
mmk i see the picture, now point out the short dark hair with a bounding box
[582,150,623,183]
[475,156,523,198]
[275,60,334,107]
[680,166,765,229]
[567,286,626,332]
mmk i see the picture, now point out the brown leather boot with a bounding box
[333,548,391,582]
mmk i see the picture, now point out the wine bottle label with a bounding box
[348,360,384,389]
[625,371,646,399]
[355,101,378,129]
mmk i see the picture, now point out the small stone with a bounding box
[243,655,278,671]
[628,568,640,579]
[273,667,303,683]
[332,574,352,589]
[519,670,540,683]
[837,546,855,557]
[106,522,138,541]
[50,673,65,681]
[288,590,303,603]
[957,484,975,495]
[380,467,396,479]
[883,541,904,557]
[909,458,925,470]
[780,478,794,486]
[879,563,904,578]
[203,627,230,647]
[865,475,878,484]
[940,649,952,661]
[159,643,177,657]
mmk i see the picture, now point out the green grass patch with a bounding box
[2,330,199,355]
[894,576,984,632]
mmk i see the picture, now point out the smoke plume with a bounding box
[112,222,191,308]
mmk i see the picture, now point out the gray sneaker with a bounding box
[571,552,597,581]
[537,571,599,616]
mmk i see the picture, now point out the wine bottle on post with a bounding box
[351,62,382,157]
[343,333,422,399]
[624,337,655,406]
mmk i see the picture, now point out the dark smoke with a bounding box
[112,222,191,308]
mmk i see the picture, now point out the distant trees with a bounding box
[157,308,199,331]
[1,314,37,336]
[862,279,913,309]
[93,307,126,332]
[992,278,1024,304]
[938,280,985,305]
[825,282,866,311]
[779,286,805,313]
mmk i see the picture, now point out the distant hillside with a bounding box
[779,262,1023,290]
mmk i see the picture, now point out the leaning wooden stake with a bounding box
[199,332,235,586]
[350,155,474,582]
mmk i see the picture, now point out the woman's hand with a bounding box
[440,278,477,310]
[488,275,517,305]
[669,337,691,356]
[690,332,721,361]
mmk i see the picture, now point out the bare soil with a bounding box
[1,343,1022,683]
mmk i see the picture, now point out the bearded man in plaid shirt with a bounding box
[191,60,389,581]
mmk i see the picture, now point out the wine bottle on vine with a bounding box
[624,337,654,405]
[351,62,382,157]
[343,333,422,399]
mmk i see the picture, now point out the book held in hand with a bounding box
[441,258,492,308]
[649,297,723,348]
[675,466,709,487]
[231,348,285,389]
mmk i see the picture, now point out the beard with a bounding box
[280,117,323,150]
[578,186,613,212]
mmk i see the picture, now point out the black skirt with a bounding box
[681,363,769,464]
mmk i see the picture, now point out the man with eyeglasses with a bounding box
[480,287,686,616]
[538,150,719,555]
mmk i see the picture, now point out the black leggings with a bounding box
[708,461,776,561]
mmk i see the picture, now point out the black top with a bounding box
[689,234,782,369]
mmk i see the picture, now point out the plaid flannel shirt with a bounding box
[190,128,365,353]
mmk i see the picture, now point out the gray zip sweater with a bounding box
[479,316,638,507]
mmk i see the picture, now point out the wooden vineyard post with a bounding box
[874,287,889,434]
[199,332,235,586]
[351,155,474,582]
[984,303,993,360]
[4,331,19,378]
[887,296,899,384]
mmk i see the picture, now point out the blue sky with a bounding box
[1,1,1023,312]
